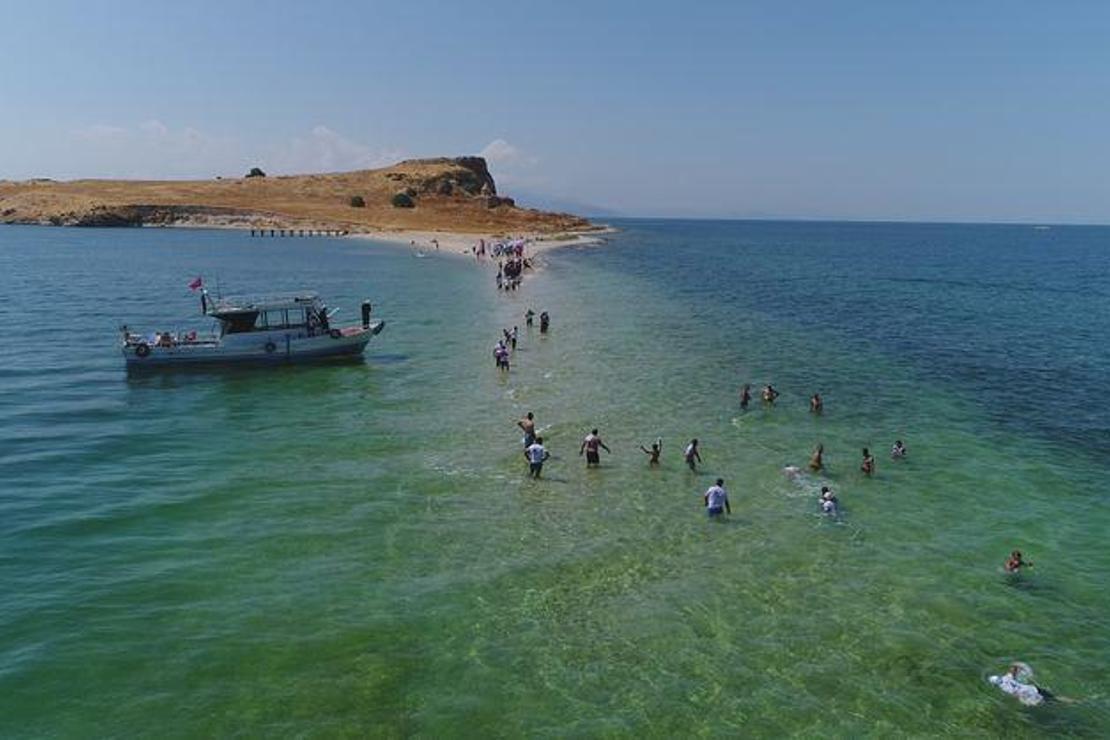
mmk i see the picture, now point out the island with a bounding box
[0,157,594,239]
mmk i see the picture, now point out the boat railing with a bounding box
[209,291,320,312]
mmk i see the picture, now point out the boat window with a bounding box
[221,311,259,334]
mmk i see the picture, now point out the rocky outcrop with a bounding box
[386,156,499,198]
[38,204,254,227]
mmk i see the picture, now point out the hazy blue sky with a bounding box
[3,1,1109,222]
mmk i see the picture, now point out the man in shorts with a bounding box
[524,436,550,479]
[517,412,537,447]
[704,479,731,518]
[579,428,611,467]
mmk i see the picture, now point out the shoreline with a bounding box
[350,226,614,261]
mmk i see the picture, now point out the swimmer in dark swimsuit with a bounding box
[639,438,662,465]
[809,443,824,472]
[1005,550,1033,573]
[740,384,751,409]
[762,384,779,404]
[860,448,875,476]
[810,393,823,414]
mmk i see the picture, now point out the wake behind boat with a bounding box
[121,287,384,368]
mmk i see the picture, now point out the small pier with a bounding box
[249,228,349,237]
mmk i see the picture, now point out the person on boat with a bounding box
[684,439,702,471]
[860,448,875,476]
[809,443,824,472]
[157,332,173,348]
[318,306,330,332]
[810,393,823,414]
[525,309,535,327]
[1005,550,1033,573]
[524,436,550,479]
[639,438,662,465]
[580,429,611,466]
[740,384,752,410]
[891,440,907,459]
[704,479,731,519]
[762,384,779,404]
[518,412,537,448]
[539,311,550,333]
[820,486,838,516]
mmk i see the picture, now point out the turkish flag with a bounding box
[188,276,203,291]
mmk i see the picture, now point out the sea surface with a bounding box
[1,220,1108,737]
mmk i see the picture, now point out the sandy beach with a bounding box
[353,227,612,261]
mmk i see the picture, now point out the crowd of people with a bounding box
[480,237,1054,709]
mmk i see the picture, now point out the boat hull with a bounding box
[123,322,383,368]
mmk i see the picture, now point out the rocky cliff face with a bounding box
[384,157,499,198]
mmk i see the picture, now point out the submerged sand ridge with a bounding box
[0,157,595,237]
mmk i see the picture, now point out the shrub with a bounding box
[349,195,366,208]
[245,167,266,178]
[391,192,415,208]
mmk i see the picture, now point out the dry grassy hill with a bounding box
[0,157,593,235]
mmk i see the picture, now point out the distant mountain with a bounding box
[507,189,623,219]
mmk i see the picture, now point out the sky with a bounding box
[2,1,1110,222]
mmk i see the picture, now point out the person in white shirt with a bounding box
[820,486,838,516]
[704,478,730,518]
[684,439,702,471]
[524,437,550,479]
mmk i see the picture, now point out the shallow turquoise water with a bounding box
[1,222,1108,736]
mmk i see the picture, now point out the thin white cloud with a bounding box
[74,124,128,140]
[138,119,169,137]
[270,125,406,174]
[480,138,538,168]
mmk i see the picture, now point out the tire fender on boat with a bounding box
[135,342,151,358]
[264,341,277,353]
[329,329,342,339]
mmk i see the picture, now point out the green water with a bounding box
[1,222,1107,736]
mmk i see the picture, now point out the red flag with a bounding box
[188,276,203,291]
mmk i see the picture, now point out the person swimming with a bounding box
[640,437,662,465]
[1005,549,1033,573]
[762,385,779,404]
[860,448,875,476]
[987,662,1072,706]
[810,393,823,414]
[740,384,751,410]
[809,443,824,472]
[820,486,838,516]
[891,440,907,459]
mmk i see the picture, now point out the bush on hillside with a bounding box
[245,167,266,178]
[349,195,366,208]
[391,192,415,208]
